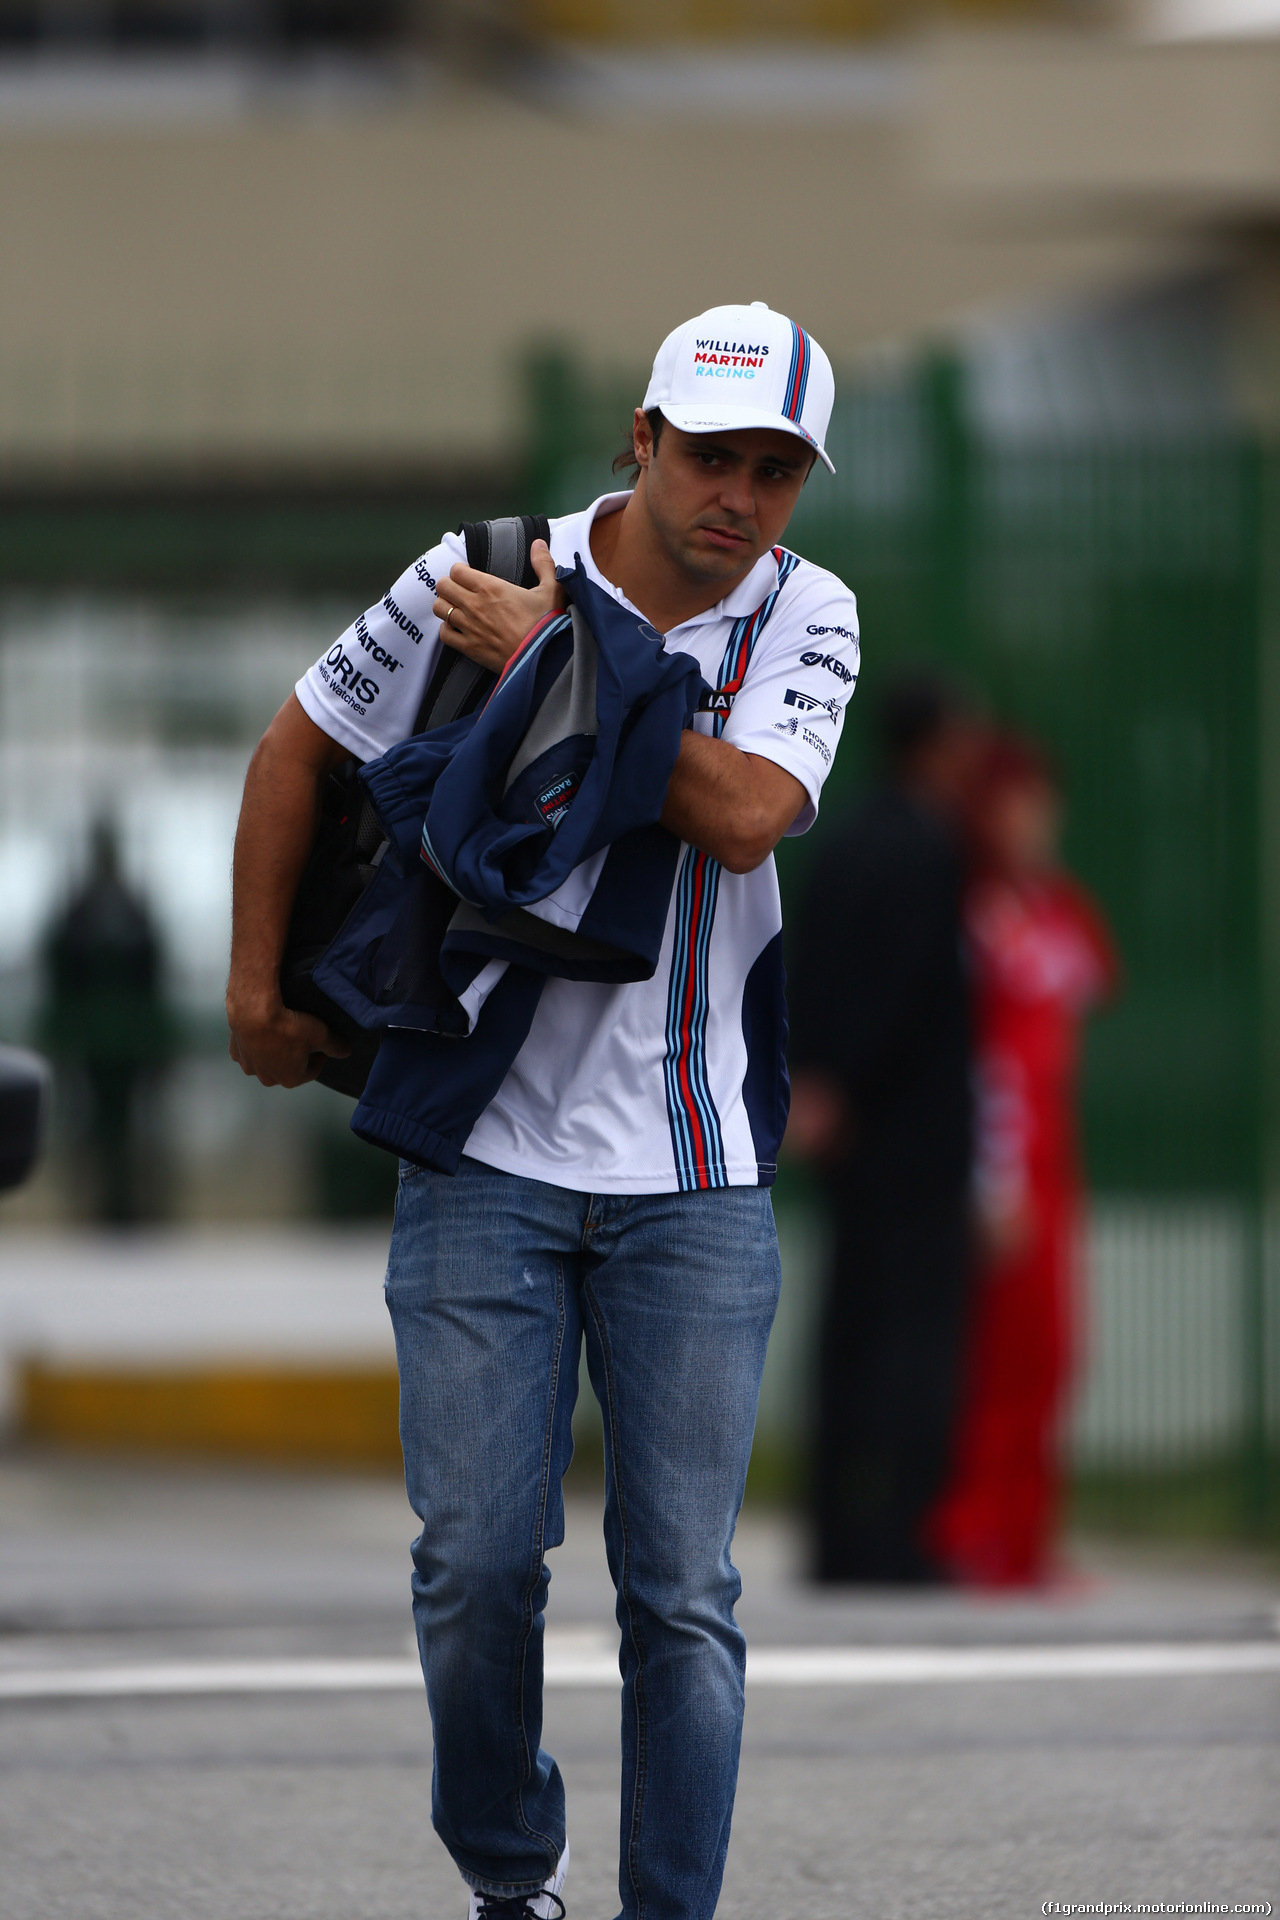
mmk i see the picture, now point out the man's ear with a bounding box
[633,406,654,469]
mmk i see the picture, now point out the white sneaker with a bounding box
[466,1840,569,1918]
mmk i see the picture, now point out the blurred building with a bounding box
[0,3,1275,480]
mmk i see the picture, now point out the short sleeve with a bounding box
[294,530,467,761]
[721,572,859,834]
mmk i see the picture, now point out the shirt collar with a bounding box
[564,492,782,633]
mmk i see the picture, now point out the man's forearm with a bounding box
[660,730,806,874]
[225,697,352,1089]
[227,729,324,1013]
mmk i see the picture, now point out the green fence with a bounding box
[528,345,1279,1536]
[4,342,1275,1534]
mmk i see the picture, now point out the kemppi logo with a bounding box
[799,648,854,685]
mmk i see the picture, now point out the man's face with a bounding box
[634,412,814,588]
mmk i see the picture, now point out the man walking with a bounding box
[226,303,858,1920]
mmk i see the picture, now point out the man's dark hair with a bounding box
[876,669,970,774]
[612,407,665,486]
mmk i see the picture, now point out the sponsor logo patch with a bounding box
[694,337,770,359]
[535,772,579,829]
[800,648,855,684]
[383,592,424,645]
[414,559,437,591]
[773,716,835,766]
[354,614,401,673]
[320,643,379,714]
[785,688,844,722]
[698,689,736,716]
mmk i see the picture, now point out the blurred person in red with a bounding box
[925,733,1118,1588]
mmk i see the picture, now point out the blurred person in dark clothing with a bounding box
[38,818,173,1224]
[924,734,1117,1587]
[787,673,979,1582]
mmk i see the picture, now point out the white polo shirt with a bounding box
[296,491,859,1194]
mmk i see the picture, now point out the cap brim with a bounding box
[656,403,835,473]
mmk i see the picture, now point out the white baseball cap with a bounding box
[642,300,836,473]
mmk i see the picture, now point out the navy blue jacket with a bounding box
[313,561,706,1173]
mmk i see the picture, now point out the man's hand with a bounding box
[432,538,565,672]
[227,992,350,1090]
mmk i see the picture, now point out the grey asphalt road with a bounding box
[0,1450,1276,1920]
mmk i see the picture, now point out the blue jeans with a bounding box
[384,1156,781,1920]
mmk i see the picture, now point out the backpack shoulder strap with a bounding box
[412,514,551,733]
[461,513,552,588]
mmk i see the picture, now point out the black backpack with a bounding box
[279,514,551,1098]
